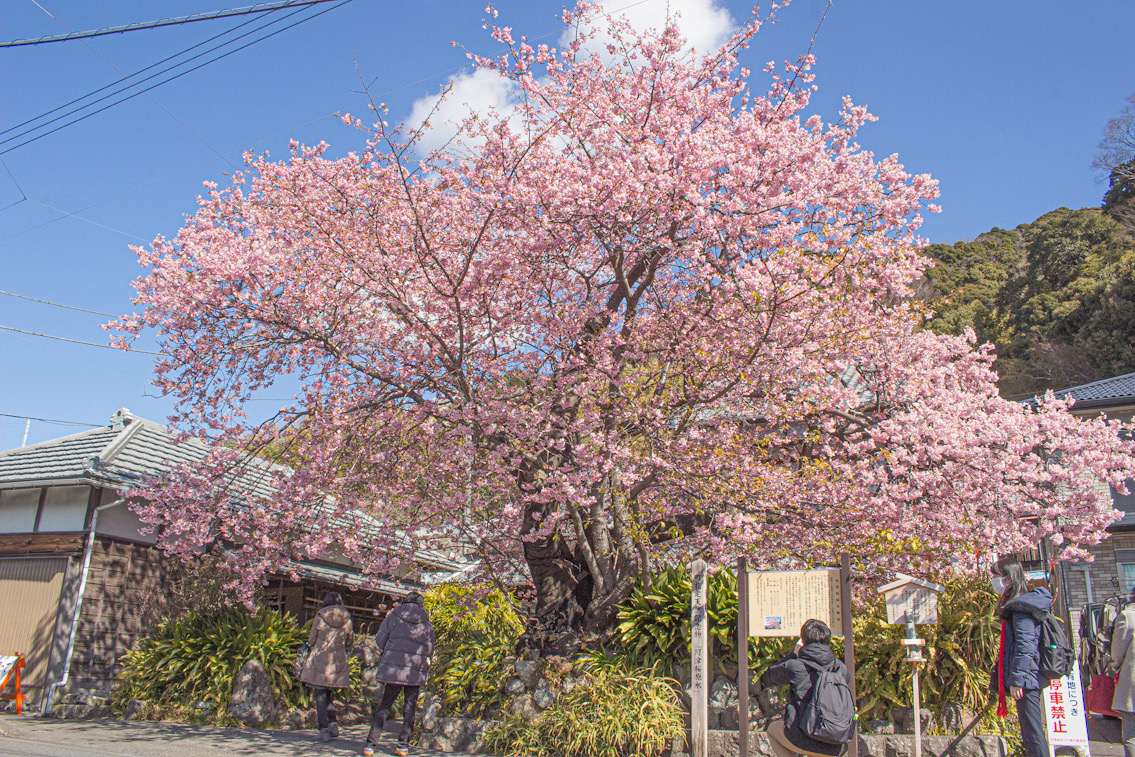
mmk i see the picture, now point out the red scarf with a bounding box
[996,618,1009,717]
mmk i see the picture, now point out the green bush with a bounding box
[113,606,311,717]
[854,576,999,721]
[613,566,793,675]
[613,566,1002,727]
[483,660,684,757]
[425,584,525,718]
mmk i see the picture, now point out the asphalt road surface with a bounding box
[0,717,463,757]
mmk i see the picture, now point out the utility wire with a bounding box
[0,0,339,47]
[0,0,651,241]
[22,1,232,170]
[3,1,353,157]
[0,289,118,317]
[2,6,285,139]
[0,412,101,427]
[0,324,165,355]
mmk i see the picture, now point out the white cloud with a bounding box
[405,0,736,155]
[561,0,736,58]
[406,68,521,155]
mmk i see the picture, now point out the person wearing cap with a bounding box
[363,591,436,757]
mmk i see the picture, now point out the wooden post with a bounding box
[738,557,750,757]
[841,553,858,757]
[691,559,709,757]
[912,665,922,757]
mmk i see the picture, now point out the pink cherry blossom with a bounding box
[111,4,1135,630]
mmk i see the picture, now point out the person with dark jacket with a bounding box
[300,592,355,742]
[990,556,1052,757]
[759,619,851,757]
[363,591,436,757]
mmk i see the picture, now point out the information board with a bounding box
[748,568,843,637]
[1044,664,1089,755]
[883,585,939,625]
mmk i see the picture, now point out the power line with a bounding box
[2,6,288,140]
[0,0,650,242]
[0,324,166,355]
[0,0,340,47]
[2,1,353,157]
[0,289,118,317]
[0,412,101,427]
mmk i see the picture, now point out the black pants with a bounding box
[313,687,338,730]
[1016,687,1049,757]
[366,683,421,746]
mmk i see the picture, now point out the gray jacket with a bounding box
[1111,605,1135,712]
[374,601,436,686]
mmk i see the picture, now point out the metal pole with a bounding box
[738,557,749,757]
[21,418,30,447]
[841,552,858,757]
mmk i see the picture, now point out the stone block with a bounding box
[505,677,526,695]
[757,685,786,717]
[864,719,895,735]
[515,659,541,690]
[940,702,975,735]
[533,679,556,709]
[506,694,539,721]
[121,699,147,721]
[891,706,933,735]
[420,692,442,732]
[227,659,277,727]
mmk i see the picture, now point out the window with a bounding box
[36,486,89,532]
[0,488,40,533]
[1118,549,1135,594]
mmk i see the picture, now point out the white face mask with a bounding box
[991,575,1008,593]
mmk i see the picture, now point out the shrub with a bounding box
[613,566,1001,726]
[613,565,793,675]
[425,583,525,718]
[854,576,999,721]
[483,660,684,757]
[113,606,310,717]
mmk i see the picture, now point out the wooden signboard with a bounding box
[0,654,25,715]
[747,568,843,637]
[878,574,945,625]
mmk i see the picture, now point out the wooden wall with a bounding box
[66,537,180,694]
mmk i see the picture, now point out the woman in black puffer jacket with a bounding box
[363,591,436,757]
[990,556,1053,757]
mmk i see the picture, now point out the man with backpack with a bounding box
[760,619,855,757]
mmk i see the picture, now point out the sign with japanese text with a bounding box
[748,568,843,637]
[883,585,939,625]
[1044,665,1089,754]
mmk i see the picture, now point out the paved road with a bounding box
[0,717,467,757]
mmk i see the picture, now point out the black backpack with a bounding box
[797,659,856,745]
[1038,612,1076,680]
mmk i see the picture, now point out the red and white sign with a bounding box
[1045,665,1089,755]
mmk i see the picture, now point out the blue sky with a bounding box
[1,0,1132,448]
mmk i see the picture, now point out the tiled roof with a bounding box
[1049,372,1135,405]
[0,425,119,484]
[0,409,469,572]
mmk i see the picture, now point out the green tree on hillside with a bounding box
[921,207,1135,397]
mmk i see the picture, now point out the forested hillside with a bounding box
[920,195,1135,398]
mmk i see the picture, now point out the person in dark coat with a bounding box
[301,592,355,742]
[363,591,436,757]
[759,619,851,757]
[990,556,1052,757]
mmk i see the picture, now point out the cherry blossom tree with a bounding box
[113,4,1135,647]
